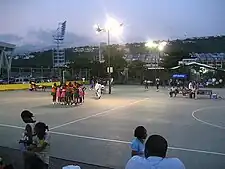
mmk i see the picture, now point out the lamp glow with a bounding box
[104,17,123,36]
[158,45,164,51]
[145,40,167,51]
[93,24,99,29]
[145,40,157,48]
[158,41,167,51]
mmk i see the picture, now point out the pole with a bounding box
[60,68,63,84]
[85,68,88,80]
[7,68,10,84]
[107,30,112,94]
[19,68,21,76]
[31,68,33,77]
[155,54,156,82]
[62,70,66,83]
[41,66,43,81]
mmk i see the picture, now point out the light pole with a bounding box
[107,30,112,94]
[41,66,43,79]
[145,40,167,81]
[94,17,123,94]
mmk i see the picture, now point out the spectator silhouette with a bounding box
[25,122,50,169]
[125,135,185,169]
[20,110,36,151]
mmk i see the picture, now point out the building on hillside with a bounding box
[178,58,197,65]
[179,53,225,68]
[13,54,35,60]
[124,51,164,69]
[73,46,97,53]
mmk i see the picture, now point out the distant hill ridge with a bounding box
[12,35,225,68]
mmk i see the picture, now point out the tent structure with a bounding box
[170,62,225,72]
[0,41,16,81]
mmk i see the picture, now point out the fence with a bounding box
[1,67,91,81]
[1,67,60,78]
[0,146,114,169]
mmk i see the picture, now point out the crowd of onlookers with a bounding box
[1,109,185,169]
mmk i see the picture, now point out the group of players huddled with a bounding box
[51,82,86,105]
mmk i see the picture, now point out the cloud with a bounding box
[0,29,96,53]
[23,29,95,47]
[0,34,23,44]
[64,31,95,47]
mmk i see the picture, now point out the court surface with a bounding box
[0,85,225,169]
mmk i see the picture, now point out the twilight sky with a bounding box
[0,0,225,46]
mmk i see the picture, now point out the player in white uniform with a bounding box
[95,82,102,99]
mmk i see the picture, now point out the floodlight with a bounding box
[160,41,167,47]
[93,24,104,34]
[158,41,167,51]
[61,21,66,37]
[145,40,157,48]
[104,17,123,36]
[158,45,164,51]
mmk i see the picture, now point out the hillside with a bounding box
[12,35,225,68]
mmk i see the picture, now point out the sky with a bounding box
[0,0,225,46]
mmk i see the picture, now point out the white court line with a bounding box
[50,98,149,130]
[1,123,225,156]
[0,123,24,129]
[51,131,129,144]
[0,97,50,106]
[192,106,225,130]
[51,131,225,156]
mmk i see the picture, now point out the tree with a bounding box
[128,60,145,81]
[102,46,127,80]
[12,35,225,70]
[161,50,189,69]
[12,50,53,68]
[69,56,91,70]
[90,61,107,78]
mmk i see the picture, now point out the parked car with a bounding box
[0,79,6,84]
[14,77,30,84]
[0,78,15,84]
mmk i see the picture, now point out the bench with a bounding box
[197,89,212,98]
[175,88,212,99]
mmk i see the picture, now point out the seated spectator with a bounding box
[169,86,178,97]
[131,126,147,157]
[25,122,50,169]
[125,135,185,169]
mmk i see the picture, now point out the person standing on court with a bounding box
[125,135,185,169]
[51,83,57,104]
[156,78,160,92]
[144,79,148,89]
[95,81,102,99]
